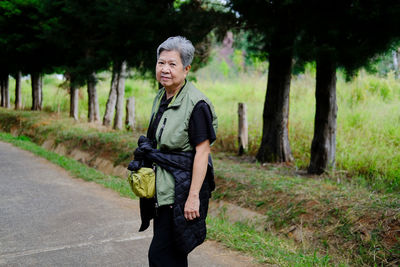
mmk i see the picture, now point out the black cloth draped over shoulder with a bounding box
[128,136,215,254]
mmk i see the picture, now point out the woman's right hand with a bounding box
[184,193,200,220]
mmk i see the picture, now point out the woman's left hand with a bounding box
[184,194,200,220]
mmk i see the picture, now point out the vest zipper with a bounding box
[158,117,167,145]
[153,163,159,216]
[154,117,167,215]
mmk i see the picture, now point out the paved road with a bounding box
[0,141,255,267]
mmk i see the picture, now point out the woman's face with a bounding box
[156,50,191,91]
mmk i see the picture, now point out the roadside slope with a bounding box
[1,109,398,266]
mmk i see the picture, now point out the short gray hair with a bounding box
[157,36,195,68]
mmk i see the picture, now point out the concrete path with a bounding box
[0,141,256,267]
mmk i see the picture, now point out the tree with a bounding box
[87,72,100,122]
[31,72,42,110]
[102,65,119,126]
[113,61,127,130]
[0,74,9,108]
[302,0,400,174]
[100,0,163,127]
[0,0,58,110]
[41,0,113,121]
[230,0,400,174]
[14,71,22,109]
[99,0,227,128]
[394,48,400,78]
[43,0,181,124]
[64,72,79,120]
[0,1,17,109]
[229,0,305,163]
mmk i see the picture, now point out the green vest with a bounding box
[149,81,218,206]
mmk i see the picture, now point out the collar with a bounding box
[167,79,190,108]
[156,80,189,111]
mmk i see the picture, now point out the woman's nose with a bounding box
[161,65,170,73]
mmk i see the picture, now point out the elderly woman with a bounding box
[133,36,217,266]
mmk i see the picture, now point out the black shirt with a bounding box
[188,101,216,147]
[147,92,216,149]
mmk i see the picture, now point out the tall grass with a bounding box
[5,65,400,192]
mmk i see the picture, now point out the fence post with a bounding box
[238,102,248,155]
[125,97,135,131]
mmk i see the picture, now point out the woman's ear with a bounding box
[184,65,191,75]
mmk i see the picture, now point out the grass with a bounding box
[290,70,400,192]
[5,65,400,192]
[212,155,400,266]
[207,215,335,266]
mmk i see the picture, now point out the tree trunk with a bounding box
[69,74,79,121]
[39,74,43,109]
[0,74,10,108]
[87,72,100,122]
[0,76,3,107]
[126,97,135,131]
[0,75,3,107]
[15,71,22,110]
[4,75,9,108]
[238,102,248,155]
[394,48,400,79]
[1,74,5,107]
[256,39,294,163]
[103,66,119,126]
[113,61,127,130]
[31,73,42,110]
[308,55,337,174]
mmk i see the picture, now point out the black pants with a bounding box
[148,205,188,267]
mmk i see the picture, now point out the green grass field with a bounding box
[7,64,400,192]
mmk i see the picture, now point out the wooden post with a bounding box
[238,102,248,155]
[126,97,135,131]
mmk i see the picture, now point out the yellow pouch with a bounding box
[128,167,155,198]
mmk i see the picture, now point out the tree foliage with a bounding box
[1,0,226,83]
[0,0,52,75]
[297,0,400,78]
